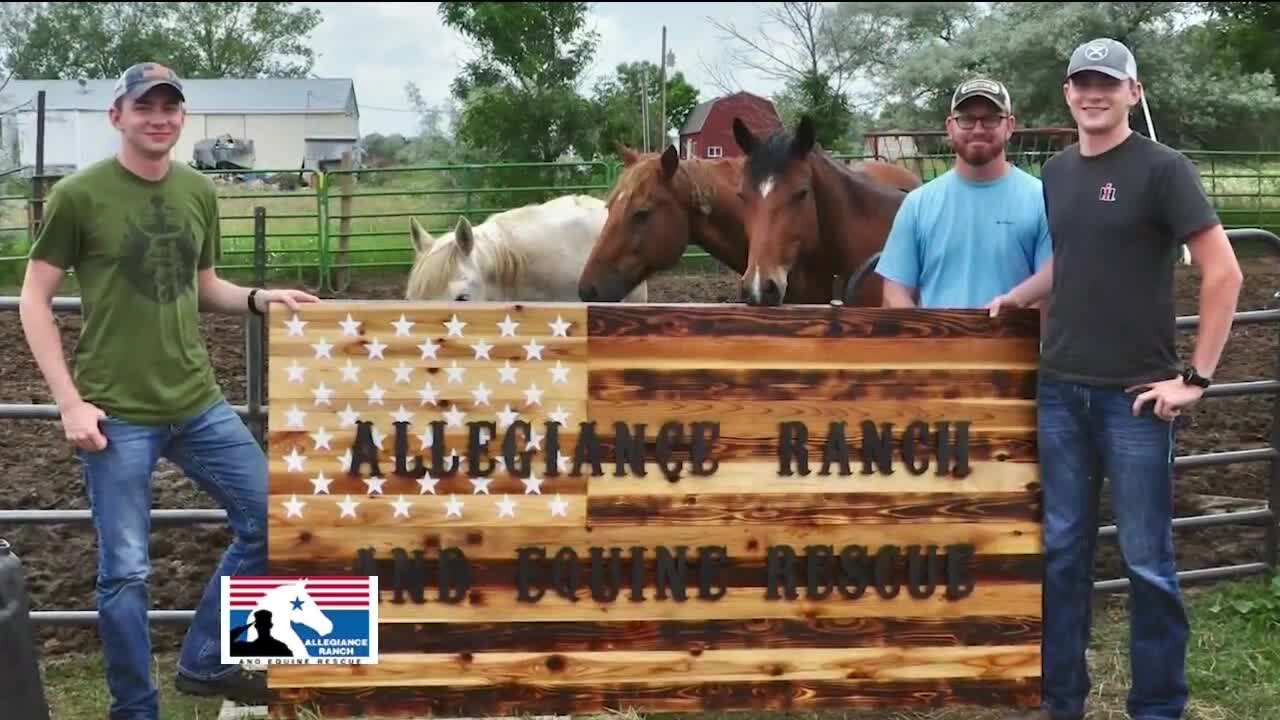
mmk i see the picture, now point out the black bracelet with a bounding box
[248,288,265,316]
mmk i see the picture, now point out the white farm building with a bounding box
[0,77,359,175]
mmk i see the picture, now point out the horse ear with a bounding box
[617,142,640,166]
[454,216,475,255]
[732,117,756,154]
[791,115,816,156]
[409,217,433,254]
[660,145,679,180]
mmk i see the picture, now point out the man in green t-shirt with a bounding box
[18,62,319,717]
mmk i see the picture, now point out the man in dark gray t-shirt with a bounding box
[989,39,1243,720]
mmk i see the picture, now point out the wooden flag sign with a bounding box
[264,301,1044,718]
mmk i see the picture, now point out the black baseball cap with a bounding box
[1066,38,1138,81]
[951,78,1012,114]
[112,62,185,104]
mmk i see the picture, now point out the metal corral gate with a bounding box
[2,223,1279,627]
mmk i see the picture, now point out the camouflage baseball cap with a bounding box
[951,77,1012,114]
[112,62,185,103]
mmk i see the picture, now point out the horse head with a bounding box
[248,580,333,646]
[733,115,906,306]
[406,214,524,302]
[580,143,749,302]
[732,114,823,305]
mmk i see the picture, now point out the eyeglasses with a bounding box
[951,114,1008,129]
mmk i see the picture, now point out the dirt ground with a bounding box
[3,257,1279,658]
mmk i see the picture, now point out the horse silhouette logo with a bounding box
[220,576,379,665]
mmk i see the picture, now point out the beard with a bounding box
[955,139,1004,166]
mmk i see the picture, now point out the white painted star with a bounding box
[417,427,434,450]
[311,337,333,359]
[283,494,306,518]
[497,360,519,384]
[497,315,519,337]
[442,406,467,428]
[548,315,571,337]
[523,337,544,360]
[444,494,464,518]
[311,382,334,407]
[337,495,360,518]
[471,339,493,360]
[336,449,353,472]
[391,405,414,424]
[549,361,570,385]
[523,383,544,407]
[522,474,544,495]
[525,427,544,451]
[338,404,360,427]
[470,382,492,406]
[365,382,386,405]
[364,475,387,495]
[418,337,440,360]
[496,404,520,429]
[557,454,572,474]
[339,313,362,336]
[391,314,415,337]
[548,494,569,517]
[284,314,307,336]
[285,405,306,429]
[309,427,333,450]
[309,472,333,494]
[445,361,467,384]
[366,338,387,360]
[339,359,361,384]
[371,427,387,450]
[417,382,440,406]
[281,448,305,471]
[470,476,493,495]
[285,360,306,384]
[392,362,414,384]
[495,494,517,519]
[417,474,439,494]
[444,314,467,337]
[391,495,413,518]
[548,405,571,426]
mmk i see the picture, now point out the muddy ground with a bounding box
[3,258,1278,657]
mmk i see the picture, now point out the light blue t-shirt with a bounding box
[875,166,1052,308]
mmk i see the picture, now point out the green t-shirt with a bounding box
[28,157,225,425]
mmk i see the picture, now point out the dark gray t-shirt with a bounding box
[1040,132,1220,388]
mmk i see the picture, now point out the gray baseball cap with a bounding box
[1066,38,1138,81]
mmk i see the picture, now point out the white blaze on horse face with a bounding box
[759,176,775,198]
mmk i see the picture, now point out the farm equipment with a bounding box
[192,133,256,171]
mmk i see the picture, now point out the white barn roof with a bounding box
[0,77,357,115]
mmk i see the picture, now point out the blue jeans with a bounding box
[1037,378,1189,720]
[75,399,267,720]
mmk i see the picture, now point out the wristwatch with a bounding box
[1181,366,1211,389]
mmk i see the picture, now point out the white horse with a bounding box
[405,194,649,303]
[239,579,333,659]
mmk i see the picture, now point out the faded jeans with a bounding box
[75,399,267,720]
[1036,377,1189,720]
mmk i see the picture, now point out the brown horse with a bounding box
[732,114,908,306]
[848,159,922,193]
[577,144,748,302]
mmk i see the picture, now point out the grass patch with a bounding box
[35,576,1280,720]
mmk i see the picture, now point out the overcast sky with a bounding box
[304,2,791,137]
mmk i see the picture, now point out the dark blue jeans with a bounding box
[1037,377,1189,720]
[75,399,267,720]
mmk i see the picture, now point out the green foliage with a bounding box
[1201,1,1280,90]
[0,2,322,79]
[592,61,700,153]
[1208,573,1280,628]
[774,72,855,151]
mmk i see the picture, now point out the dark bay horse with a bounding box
[732,114,909,306]
[578,144,749,302]
[578,142,918,303]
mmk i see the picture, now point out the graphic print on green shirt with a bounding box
[27,157,225,425]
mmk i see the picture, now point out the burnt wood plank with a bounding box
[587,492,1040,525]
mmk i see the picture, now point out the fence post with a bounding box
[335,152,354,294]
[246,206,266,446]
[315,171,331,295]
[1269,322,1280,570]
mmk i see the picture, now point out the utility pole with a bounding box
[641,70,650,152]
[659,25,667,150]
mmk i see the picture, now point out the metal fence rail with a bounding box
[1,226,1278,626]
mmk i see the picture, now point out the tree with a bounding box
[592,61,700,153]
[0,2,322,80]
[1200,2,1280,90]
[439,1,601,163]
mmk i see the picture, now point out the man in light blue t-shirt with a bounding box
[876,78,1052,309]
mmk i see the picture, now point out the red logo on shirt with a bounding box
[1099,182,1116,202]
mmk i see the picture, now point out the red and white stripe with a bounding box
[227,576,375,610]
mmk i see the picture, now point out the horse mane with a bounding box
[406,213,529,298]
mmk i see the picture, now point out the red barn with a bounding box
[679,91,782,160]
